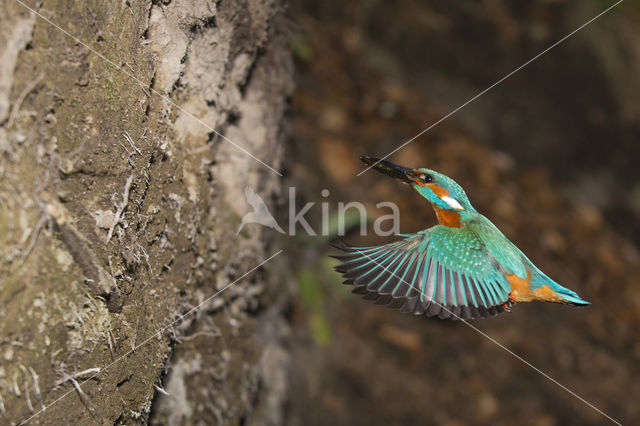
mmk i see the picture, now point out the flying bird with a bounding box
[237,186,285,235]
[332,156,590,320]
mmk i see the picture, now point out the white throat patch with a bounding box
[441,195,464,210]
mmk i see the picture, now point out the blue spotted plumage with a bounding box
[333,156,590,320]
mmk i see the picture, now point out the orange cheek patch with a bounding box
[426,183,449,197]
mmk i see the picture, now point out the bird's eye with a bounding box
[419,174,433,183]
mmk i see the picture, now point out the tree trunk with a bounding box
[0,0,292,424]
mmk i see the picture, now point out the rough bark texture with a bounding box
[0,0,292,424]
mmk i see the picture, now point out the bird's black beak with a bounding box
[360,156,413,184]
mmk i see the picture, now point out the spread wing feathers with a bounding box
[332,231,510,320]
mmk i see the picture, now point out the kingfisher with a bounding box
[333,156,590,320]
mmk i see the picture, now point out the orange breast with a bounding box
[432,206,462,228]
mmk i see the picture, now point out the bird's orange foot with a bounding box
[502,293,516,312]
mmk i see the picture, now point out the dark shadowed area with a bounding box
[283,1,640,425]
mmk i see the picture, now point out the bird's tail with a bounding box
[529,267,591,306]
[553,286,591,306]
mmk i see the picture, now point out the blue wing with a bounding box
[332,229,511,320]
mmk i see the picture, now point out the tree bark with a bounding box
[0,0,292,424]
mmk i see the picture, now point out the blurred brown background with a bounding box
[282,1,640,425]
